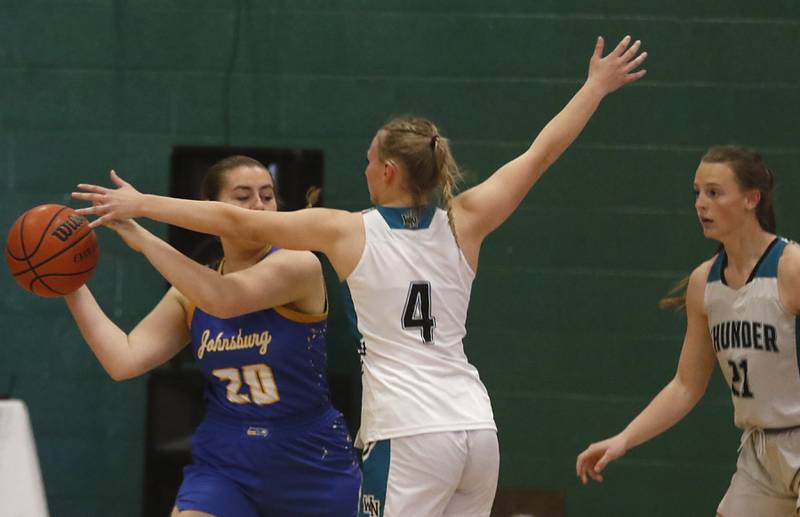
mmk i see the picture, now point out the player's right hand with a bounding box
[73,170,145,228]
[576,434,628,485]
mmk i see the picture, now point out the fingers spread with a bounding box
[624,51,648,73]
[72,192,105,203]
[621,39,641,61]
[625,69,648,84]
[611,34,631,57]
[76,183,108,194]
[109,169,129,187]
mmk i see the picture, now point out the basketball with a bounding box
[5,204,99,298]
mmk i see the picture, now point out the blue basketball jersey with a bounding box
[187,250,331,421]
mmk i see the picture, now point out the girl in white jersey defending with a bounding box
[74,36,647,517]
[576,146,800,517]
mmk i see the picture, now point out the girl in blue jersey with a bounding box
[74,36,647,516]
[576,147,800,517]
[64,155,360,517]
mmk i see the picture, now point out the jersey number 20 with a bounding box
[402,281,436,344]
[213,363,280,405]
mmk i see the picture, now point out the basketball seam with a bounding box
[12,228,94,277]
[18,212,54,294]
[28,276,65,295]
[36,268,96,279]
[6,206,69,261]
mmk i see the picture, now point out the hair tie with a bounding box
[430,134,440,149]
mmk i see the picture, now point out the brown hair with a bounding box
[201,155,277,203]
[377,116,463,240]
[701,145,775,232]
[659,145,776,310]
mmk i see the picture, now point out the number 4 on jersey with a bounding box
[402,281,436,344]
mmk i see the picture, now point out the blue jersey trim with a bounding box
[708,251,725,283]
[713,237,784,286]
[752,237,785,280]
[375,205,435,230]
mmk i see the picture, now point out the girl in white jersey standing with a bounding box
[577,146,800,517]
[74,36,647,516]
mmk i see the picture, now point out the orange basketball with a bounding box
[5,204,99,298]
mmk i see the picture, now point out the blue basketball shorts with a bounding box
[175,405,361,517]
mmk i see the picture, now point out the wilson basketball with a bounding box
[5,204,99,298]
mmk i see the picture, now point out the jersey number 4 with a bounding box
[727,359,754,398]
[212,363,280,405]
[402,281,436,344]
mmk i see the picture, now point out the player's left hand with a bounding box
[576,434,628,485]
[72,170,145,228]
[586,34,648,96]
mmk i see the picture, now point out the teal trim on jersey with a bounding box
[708,251,725,282]
[375,205,435,230]
[752,237,785,279]
[360,440,390,517]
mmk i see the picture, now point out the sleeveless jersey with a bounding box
[347,206,496,444]
[705,237,800,430]
[187,250,331,421]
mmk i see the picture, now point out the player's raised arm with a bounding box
[576,262,716,484]
[455,35,647,243]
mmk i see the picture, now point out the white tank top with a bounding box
[705,237,800,430]
[346,207,496,444]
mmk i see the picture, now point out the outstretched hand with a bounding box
[587,35,648,96]
[72,170,145,228]
[576,435,628,485]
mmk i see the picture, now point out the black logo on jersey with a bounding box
[711,321,779,353]
[361,494,381,517]
[401,209,420,229]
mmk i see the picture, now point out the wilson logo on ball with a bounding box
[50,214,88,242]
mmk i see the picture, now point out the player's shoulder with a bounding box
[265,248,322,272]
[778,239,800,280]
[689,255,717,287]
[779,238,800,261]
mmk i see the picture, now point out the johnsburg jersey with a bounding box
[347,206,495,445]
[187,253,330,421]
[705,237,800,430]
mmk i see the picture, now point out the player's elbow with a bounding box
[106,364,139,382]
[672,374,708,407]
[108,371,132,382]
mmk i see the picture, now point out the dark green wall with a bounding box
[1,2,798,515]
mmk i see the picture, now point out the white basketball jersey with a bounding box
[347,207,496,444]
[705,237,800,430]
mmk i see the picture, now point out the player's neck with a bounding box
[376,186,417,208]
[220,241,272,274]
[721,226,775,278]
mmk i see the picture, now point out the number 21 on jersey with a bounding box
[402,281,436,344]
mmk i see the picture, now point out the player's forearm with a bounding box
[64,287,137,380]
[137,233,229,316]
[525,82,605,173]
[138,195,244,240]
[619,378,702,450]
